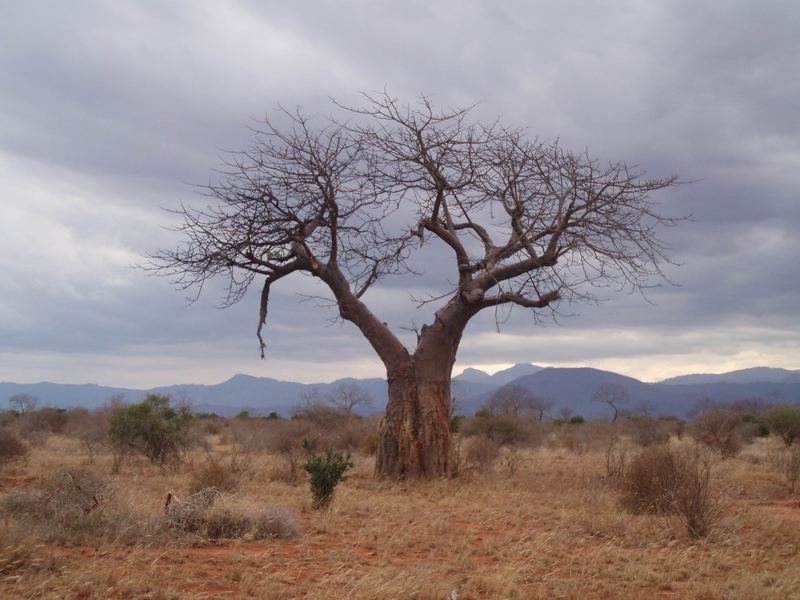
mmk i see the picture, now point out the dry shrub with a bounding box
[0,429,28,466]
[690,408,752,458]
[163,489,298,540]
[360,431,379,456]
[620,445,681,515]
[16,407,69,437]
[462,411,529,446]
[626,416,670,447]
[163,488,221,535]
[226,418,271,453]
[554,426,589,454]
[620,446,722,538]
[767,444,800,495]
[200,416,227,436]
[604,435,628,484]
[204,509,252,539]
[189,459,241,494]
[672,452,722,538]
[0,471,146,545]
[335,418,378,453]
[499,445,524,478]
[292,404,351,429]
[464,435,500,472]
[268,420,315,484]
[252,506,299,539]
[64,408,109,464]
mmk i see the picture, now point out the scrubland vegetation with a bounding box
[1,395,800,599]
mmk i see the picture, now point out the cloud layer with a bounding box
[2,1,798,386]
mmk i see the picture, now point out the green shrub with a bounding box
[762,405,800,447]
[108,394,193,466]
[450,414,464,433]
[302,438,353,510]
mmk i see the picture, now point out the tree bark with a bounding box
[375,298,472,478]
[375,362,453,478]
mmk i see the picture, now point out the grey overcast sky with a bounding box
[1,0,798,387]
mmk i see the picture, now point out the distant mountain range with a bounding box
[658,367,800,385]
[1,364,798,419]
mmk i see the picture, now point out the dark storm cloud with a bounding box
[1,0,798,385]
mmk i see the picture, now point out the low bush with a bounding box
[762,405,800,447]
[189,459,241,495]
[204,510,252,539]
[163,489,298,540]
[671,452,721,538]
[462,410,529,446]
[0,471,146,545]
[619,446,722,538]
[303,439,353,510]
[268,420,315,484]
[690,408,751,458]
[16,407,69,437]
[0,429,28,466]
[626,416,670,447]
[620,446,681,515]
[767,444,800,495]
[252,506,299,539]
[108,394,194,466]
[464,435,500,472]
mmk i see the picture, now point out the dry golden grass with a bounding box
[1,433,799,599]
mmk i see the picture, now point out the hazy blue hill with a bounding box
[454,368,493,383]
[2,365,798,418]
[0,381,140,409]
[660,367,800,385]
[459,367,800,418]
[459,367,661,417]
[489,363,544,384]
[152,374,307,412]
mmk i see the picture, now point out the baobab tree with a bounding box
[152,92,679,478]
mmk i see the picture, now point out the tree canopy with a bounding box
[154,93,678,361]
[152,92,680,477]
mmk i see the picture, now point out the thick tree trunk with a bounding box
[375,362,453,478]
[374,299,472,478]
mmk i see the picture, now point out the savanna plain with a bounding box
[1,403,800,600]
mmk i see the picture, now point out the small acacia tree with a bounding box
[762,404,800,447]
[108,394,193,466]
[153,92,679,478]
[325,382,374,415]
[9,393,38,416]
[592,383,630,423]
[485,385,552,420]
